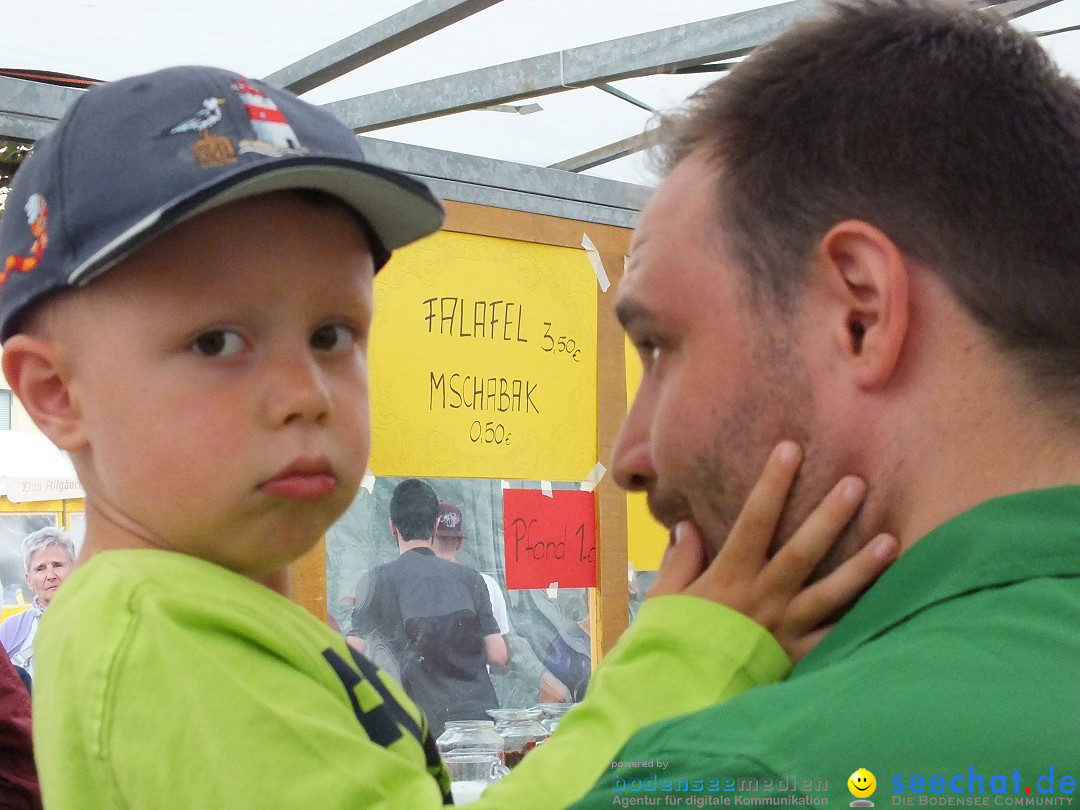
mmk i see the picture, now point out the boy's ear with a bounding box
[1,334,88,451]
[813,220,910,390]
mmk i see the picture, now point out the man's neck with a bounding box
[397,538,434,555]
[840,269,1080,551]
[431,543,457,562]
[869,363,1080,550]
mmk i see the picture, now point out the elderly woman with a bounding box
[0,527,75,681]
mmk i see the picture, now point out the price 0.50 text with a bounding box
[470,420,512,445]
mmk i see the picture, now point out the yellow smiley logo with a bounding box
[848,768,877,798]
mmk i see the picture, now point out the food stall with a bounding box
[0,430,84,619]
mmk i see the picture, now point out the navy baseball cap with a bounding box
[0,65,445,340]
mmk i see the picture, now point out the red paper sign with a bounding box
[503,489,597,590]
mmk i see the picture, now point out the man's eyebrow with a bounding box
[614,298,651,330]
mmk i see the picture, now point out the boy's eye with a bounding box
[192,330,244,357]
[311,324,354,353]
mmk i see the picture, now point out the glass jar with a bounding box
[487,708,550,768]
[435,720,504,759]
[538,702,575,734]
[443,751,510,805]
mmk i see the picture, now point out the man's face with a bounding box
[26,544,71,606]
[53,192,375,576]
[613,152,850,567]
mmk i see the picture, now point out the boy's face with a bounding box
[49,192,376,576]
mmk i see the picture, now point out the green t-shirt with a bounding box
[572,487,1080,808]
[34,548,790,808]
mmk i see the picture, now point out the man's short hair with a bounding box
[656,0,1080,403]
[389,479,440,541]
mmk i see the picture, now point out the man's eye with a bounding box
[192,330,244,357]
[636,340,661,368]
[311,324,354,353]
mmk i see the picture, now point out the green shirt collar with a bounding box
[796,485,1080,675]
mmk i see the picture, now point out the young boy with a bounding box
[0,66,895,808]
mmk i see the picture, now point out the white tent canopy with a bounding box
[0,431,84,504]
[4,0,1080,194]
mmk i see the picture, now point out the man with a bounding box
[431,499,512,669]
[572,0,1080,806]
[350,479,507,738]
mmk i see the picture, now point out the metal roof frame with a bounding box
[0,0,1064,226]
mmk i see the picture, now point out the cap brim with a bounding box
[69,157,445,286]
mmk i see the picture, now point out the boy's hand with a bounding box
[647,441,898,663]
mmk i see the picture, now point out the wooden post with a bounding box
[291,538,328,620]
[592,249,629,660]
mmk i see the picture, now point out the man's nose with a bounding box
[611,394,656,492]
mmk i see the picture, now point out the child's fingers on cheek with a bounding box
[722,441,803,568]
[763,475,866,594]
[785,533,898,629]
[646,522,708,599]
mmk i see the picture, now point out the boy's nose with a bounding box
[266,352,332,426]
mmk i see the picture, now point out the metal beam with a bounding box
[322,0,821,132]
[548,132,652,174]
[320,0,1060,133]
[0,76,85,123]
[596,84,655,113]
[423,177,640,228]
[263,0,504,95]
[993,0,1064,18]
[357,136,651,212]
[0,112,53,143]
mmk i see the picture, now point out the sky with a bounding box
[4,0,1080,185]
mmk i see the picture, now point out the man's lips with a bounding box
[260,458,337,501]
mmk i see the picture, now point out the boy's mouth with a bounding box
[260,457,337,501]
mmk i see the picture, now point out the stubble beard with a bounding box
[692,375,865,589]
[685,322,864,588]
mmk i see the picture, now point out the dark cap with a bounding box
[0,65,445,340]
[436,500,467,541]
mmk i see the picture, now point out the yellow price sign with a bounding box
[369,231,598,481]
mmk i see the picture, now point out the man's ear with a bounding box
[1,334,88,451]
[813,220,910,389]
